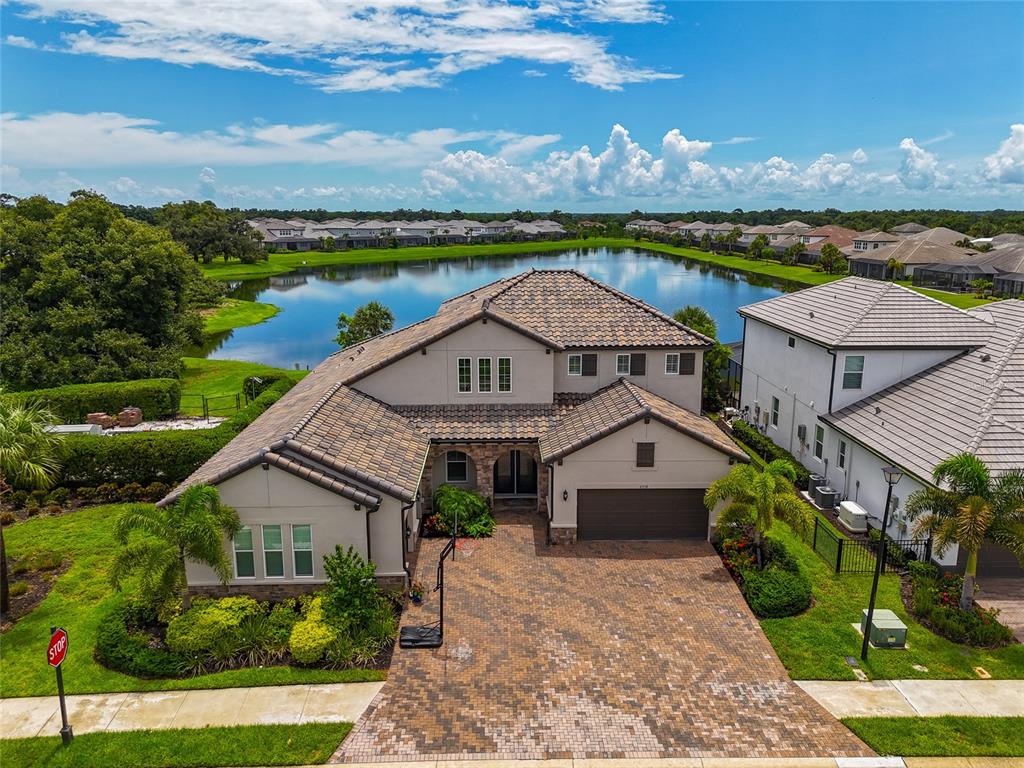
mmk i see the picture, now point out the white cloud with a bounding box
[717,136,758,146]
[897,137,949,189]
[497,133,562,160]
[0,111,553,170]
[983,123,1024,184]
[523,69,546,78]
[12,1,678,92]
[851,148,868,164]
[5,35,38,49]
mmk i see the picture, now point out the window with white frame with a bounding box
[292,524,313,577]
[771,396,780,428]
[457,357,472,393]
[838,439,848,470]
[567,354,582,376]
[477,358,492,393]
[665,353,680,374]
[262,525,284,578]
[616,353,631,375]
[446,450,468,482]
[233,527,255,578]
[497,357,511,392]
[843,355,865,389]
[814,425,825,460]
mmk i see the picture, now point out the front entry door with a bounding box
[494,450,537,495]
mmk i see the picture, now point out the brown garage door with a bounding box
[577,488,708,540]
[966,542,1024,579]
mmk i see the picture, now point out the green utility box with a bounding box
[861,608,907,648]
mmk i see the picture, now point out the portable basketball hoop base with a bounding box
[399,536,455,650]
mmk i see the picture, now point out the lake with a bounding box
[200,247,794,369]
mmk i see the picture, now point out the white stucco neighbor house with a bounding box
[161,269,748,596]
[737,277,1024,577]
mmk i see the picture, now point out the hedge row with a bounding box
[730,419,812,488]
[2,379,182,422]
[56,379,294,488]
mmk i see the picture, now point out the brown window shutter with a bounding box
[581,353,598,376]
[636,442,655,467]
[679,352,696,375]
[630,353,646,376]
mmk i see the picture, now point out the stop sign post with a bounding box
[48,626,73,746]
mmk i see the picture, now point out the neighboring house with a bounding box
[848,227,969,279]
[913,243,1024,295]
[845,231,903,264]
[737,278,1024,576]
[161,269,746,595]
[890,222,929,236]
[797,226,861,265]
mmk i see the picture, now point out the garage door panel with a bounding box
[577,488,707,540]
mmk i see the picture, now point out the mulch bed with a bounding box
[1,557,70,631]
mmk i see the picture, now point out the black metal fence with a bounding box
[179,393,244,420]
[805,517,932,575]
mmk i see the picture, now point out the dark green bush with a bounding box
[166,596,262,659]
[45,487,70,506]
[95,601,185,679]
[431,484,495,538]
[322,546,382,629]
[2,379,181,422]
[742,567,812,618]
[908,560,940,583]
[8,490,28,509]
[55,379,294,488]
[730,420,811,488]
[242,373,291,399]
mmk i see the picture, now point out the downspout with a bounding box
[400,499,414,584]
[364,502,382,564]
[736,317,747,408]
[826,348,837,413]
[547,463,554,545]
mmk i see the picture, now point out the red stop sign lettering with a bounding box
[48,628,68,667]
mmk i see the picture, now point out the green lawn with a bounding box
[202,298,279,336]
[179,356,307,415]
[761,521,1024,680]
[0,505,384,697]
[843,716,1024,757]
[0,723,350,768]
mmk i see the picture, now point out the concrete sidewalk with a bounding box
[0,681,384,739]
[797,679,1024,718]
[324,759,1018,767]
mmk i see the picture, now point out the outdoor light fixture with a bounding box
[861,465,903,661]
[562,490,569,501]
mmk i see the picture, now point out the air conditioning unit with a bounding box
[814,486,841,510]
[797,424,807,442]
[838,500,868,533]
[808,473,825,494]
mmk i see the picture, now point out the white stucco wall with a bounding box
[552,349,704,410]
[548,419,736,533]
[829,347,961,411]
[354,320,553,404]
[185,465,408,587]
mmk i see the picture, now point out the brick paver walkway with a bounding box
[337,511,871,761]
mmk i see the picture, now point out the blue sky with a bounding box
[2,1,1022,211]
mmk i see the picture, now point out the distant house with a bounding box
[890,222,929,236]
[914,242,1024,295]
[848,227,968,279]
[794,225,861,264]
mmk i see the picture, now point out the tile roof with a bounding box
[850,227,972,266]
[539,379,748,463]
[823,300,1024,482]
[738,276,992,349]
[393,397,586,441]
[890,222,929,234]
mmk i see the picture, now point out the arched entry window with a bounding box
[494,450,537,496]
[446,450,469,483]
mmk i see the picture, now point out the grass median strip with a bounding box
[842,716,1024,757]
[0,723,351,768]
[202,298,280,336]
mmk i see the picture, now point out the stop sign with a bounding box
[48,628,68,668]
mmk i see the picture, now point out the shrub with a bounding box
[1,379,181,423]
[25,502,40,517]
[165,596,263,656]
[143,482,171,502]
[743,567,812,618]
[908,560,940,583]
[9,581,29,597]
[45,504,63,516]
[30,489,48,505]
[31,552,63,571]
[75,486,96,502]
[95,601,185,678]
[730,420,811,489]
[242,373,291,399]
[431,484,495,538]
[55,379,294,488]
[0,511,15,526]
[322,546,382,629]
[45,487,70,506]
[909,568,1014,647]
[8,490,28,509]
[289,597,336,664]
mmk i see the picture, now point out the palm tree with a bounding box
[905,453,1024,611]
[885,256,903,281]
[111,484,240,611]
[704,460,812,565]
[0,397,64,615]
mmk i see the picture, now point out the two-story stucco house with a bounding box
[161,269,748,596]
[737,277,1024,576]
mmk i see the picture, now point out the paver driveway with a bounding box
[337,510,871,761]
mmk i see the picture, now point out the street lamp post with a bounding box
[861,465,904,662]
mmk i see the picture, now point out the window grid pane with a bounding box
[814,426,825,459]
[234,527,254,578]
[478,358,491,393]
[292,525,313,577]
[665,353,679,374]
[616,354,630,375]
[568,354,582,375]
[843,356,865,389]
[498,357,511,392]
[263,525,284,578]
[447,451,468,482]
[458,358,472,392]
